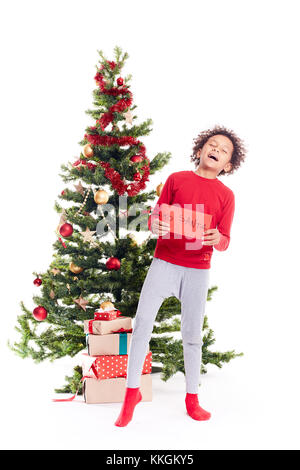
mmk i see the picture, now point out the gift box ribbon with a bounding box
[119,332,127,354]
[86,331,131,354]
[52,375,90,402]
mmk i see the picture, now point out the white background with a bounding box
[1,0,299,450]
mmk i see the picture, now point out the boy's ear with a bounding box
[223,161,232,173]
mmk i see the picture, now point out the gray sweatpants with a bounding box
[126,257,210,393]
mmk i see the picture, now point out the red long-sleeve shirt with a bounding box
[148,170,235,269]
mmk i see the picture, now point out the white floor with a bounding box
[1,349,299,450]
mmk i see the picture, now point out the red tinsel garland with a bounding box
[78,60,151,197]
[72,159,97,171]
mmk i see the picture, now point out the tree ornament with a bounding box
[100,300,115,311]
[33,277,42,286]
[117,77,124,86]
[74,181,85,195]
[156,182,164,196]
[33,306,48,321]
[74,296,89,311]
[69,262,84,274]
[94,189,109,205]
[130,155,143,163]
[123,109,133,125]
[106,257,121,270]
[49,290,55,299]
[83,143,94,158]
[80,227,96,244]
[55,211,69,248]
[59,223,73,238]
[51,268,61,276]
[127,233,138,246]
[58,211,67,226]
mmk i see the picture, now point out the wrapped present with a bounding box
[83,373,152,404]
[94,309,122,321]
[86,332,150,356]
[82,350,152,380]
[84,315,132,335]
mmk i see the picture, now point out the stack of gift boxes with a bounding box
[82,308,152,404]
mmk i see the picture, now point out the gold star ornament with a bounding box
[81,227,96,243]
[74,296,89,311]
[51,268,61,276]
[74,181,85,196]
[123,110,133,125]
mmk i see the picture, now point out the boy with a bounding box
[115,125,246,427]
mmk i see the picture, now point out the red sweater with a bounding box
[148,170,235,269]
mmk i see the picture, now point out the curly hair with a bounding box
[190,125,247,176]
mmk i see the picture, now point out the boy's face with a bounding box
[196,134,234,174]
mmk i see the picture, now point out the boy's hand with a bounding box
[202,228,221,246]
[151,218,170,236]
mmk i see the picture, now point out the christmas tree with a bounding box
[10,46,242,395]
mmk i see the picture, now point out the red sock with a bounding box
[114,387,142,427]
[185,393,211,421]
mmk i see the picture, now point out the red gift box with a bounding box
[82,351,152,380]
[94,309,122,321]
[159,202,212,239]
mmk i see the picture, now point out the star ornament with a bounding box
[74,296,89,311]
[51,268,61,276]
[81,227,96,243]
[59,211,67,225]
[123,110,133,125]
[74,181,85,195]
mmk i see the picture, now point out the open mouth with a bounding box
[208,153,218,162]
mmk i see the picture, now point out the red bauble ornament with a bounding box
[133,171,141,181]
[33,306,48,321]
[59,223,73,238]
[61,190,65,196]
[33,278,42,286]
[106,257,121,270]
[130,155,144,163]
[117,77,124,86]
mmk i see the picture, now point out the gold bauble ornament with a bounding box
[94,189,109,205]
[156,182,164,196]
[100,300,115,311]
[127,233,138,246]
[83,144,94,158]
[69,262,84,274]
